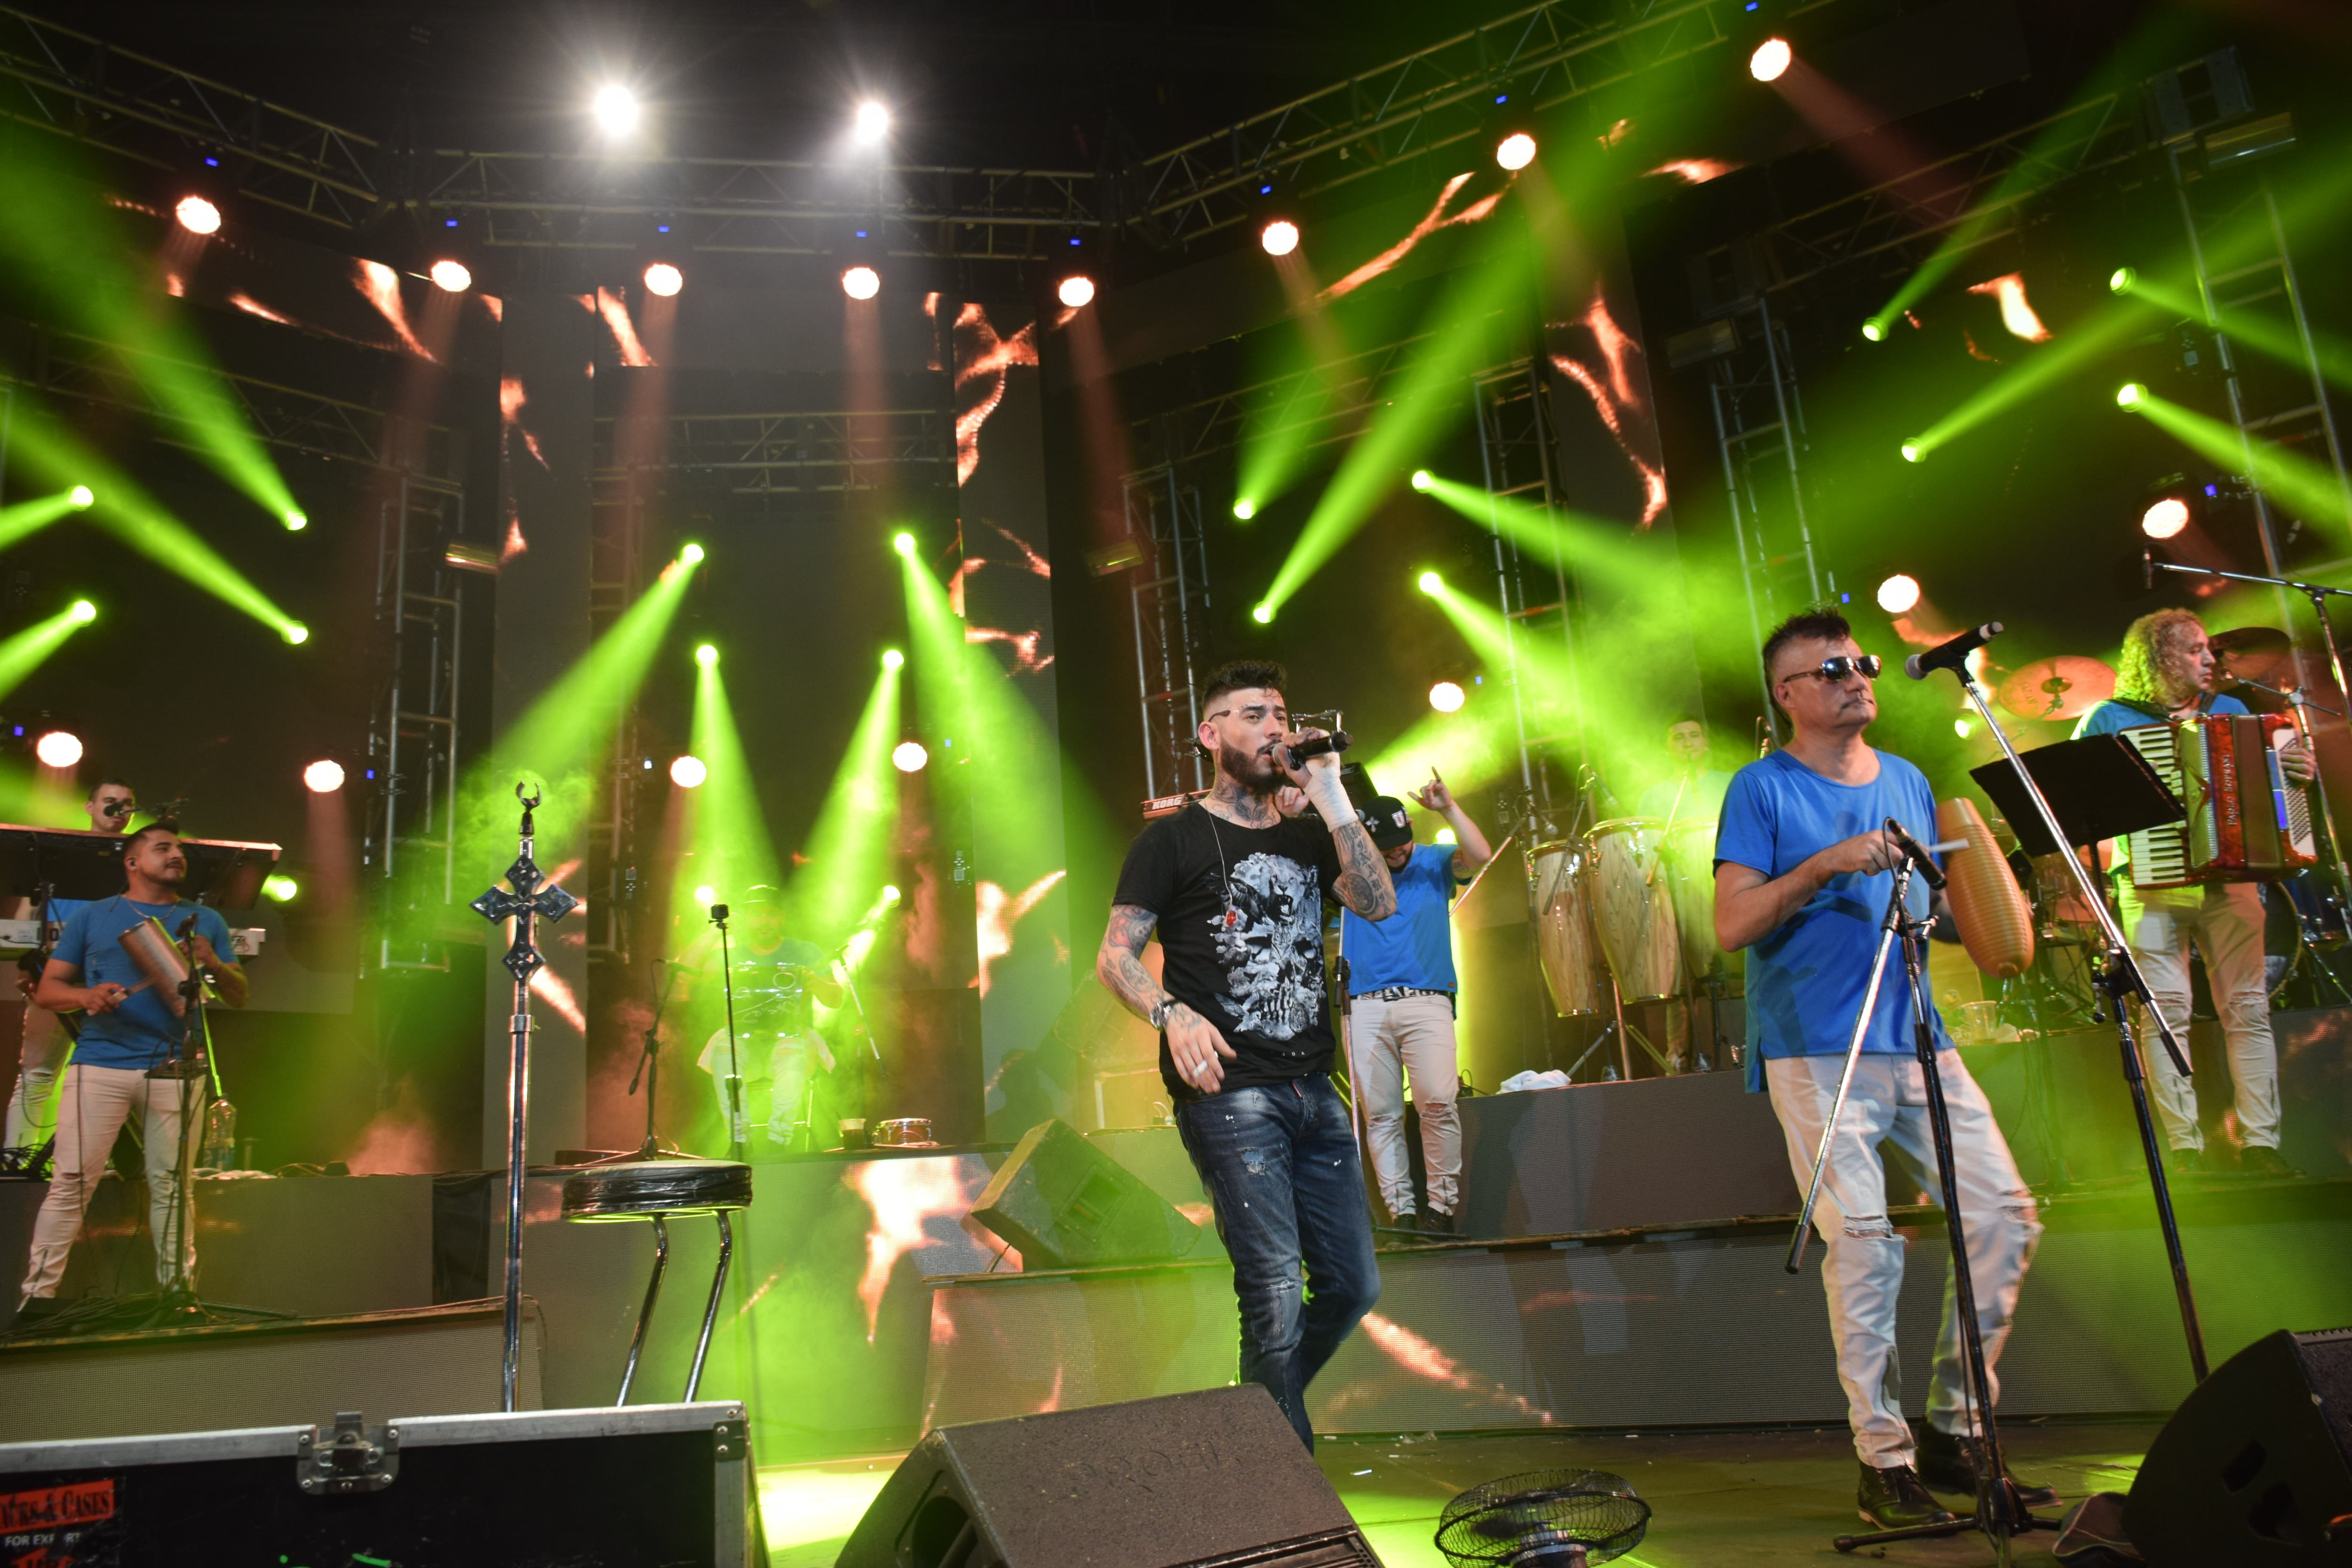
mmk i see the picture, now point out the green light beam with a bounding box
[2120,270,2352,397]
[790,658,902,943]
[685,653,781,915]
[0,490,86,554]
[1907,299,2155,459]
[2124,385,2351,531]
[0,599,97,701]
[1414,473,1651,589]
[1260,237,1530,614]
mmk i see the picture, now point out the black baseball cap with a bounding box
[1362,796,1415,852]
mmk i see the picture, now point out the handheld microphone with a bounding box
[1283,730,1352,769]
[1883,818,1947,890]
[1904,621,2003,681]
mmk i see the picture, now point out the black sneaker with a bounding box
[15,1296,65,1327]
[2240,1146,2302,1179]
[1916,1425,2059,1510]
[1858,1462,1958,1529]
[1387,1209,1419,1233]
[1421,1208,1458,1237]
[2164,1146,2205,1178]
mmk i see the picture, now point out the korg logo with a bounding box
[1063,1439,1241,1494]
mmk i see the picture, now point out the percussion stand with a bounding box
[1794,849,2059,1563]
[1943,665,2212,1383]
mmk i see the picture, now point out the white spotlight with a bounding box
[429,259,472,293]
[1750,38,1793,82]
[643,262,683,298]
[1260,219,1300,258]
[175,195,222,236]
[852,101,890,146]
[592,84,640,135]
[1495,132,1538,172]
[842,265,881,301]
[303,759,346,794]
[1057,274,1097,309]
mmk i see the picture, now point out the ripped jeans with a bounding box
[1767,1051,2042,1469]
[1176,1074,1381,1449]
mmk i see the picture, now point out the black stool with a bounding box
[560,1158,753,1404]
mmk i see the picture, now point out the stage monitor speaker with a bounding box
[2124,1326,2352,1563]
[969,1119,1201,1267]
[836,1385,1377,1568]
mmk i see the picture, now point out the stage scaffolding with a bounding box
[1471,358,1580,809]
[1123,464,1212,805]
[368,473,468,969]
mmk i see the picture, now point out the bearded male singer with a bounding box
[1714,612,2050,1528]
[1097,659,1396,1449]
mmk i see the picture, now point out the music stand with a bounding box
[1968,736,2183,858]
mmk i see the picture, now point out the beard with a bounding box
[1216,738,1285,796]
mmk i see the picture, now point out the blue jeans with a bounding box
[1176,1073,1381,1449]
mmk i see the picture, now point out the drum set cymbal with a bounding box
[1995,656,2117,723]
[2210,624,2295,685]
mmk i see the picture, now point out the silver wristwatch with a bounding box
[1149,997,1177,1031]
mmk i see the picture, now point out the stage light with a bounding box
[593,84,639,135]
[852,100,890,145]
[2142,497,2191,539]
[1232,499,1256,521]
[1434,827,1456,846]
[1495,131,1537,172]
[1900,441,1923,463]
[1955,718,1973,739]
[1862,320,1885,343]
[303,759,345,793]
[262,874,300,903]
[429,259,472,294]
[881,648,904,670]
[695,643,719,667]
[892,740,929,773]
[1429,680,1466,713]
[670,754,708,788]
[680,542,705,565]
[2117,382,2146,410]
[892,531,916,555]
[68,600,95,623]
[284,624,310,645]
[694,884,715,905]
[882,883,902,903]
[33,730,80,769]
[1876,573,1921,614]
[842,265,881,301]
[644,262,683,298]
[1260,219,1300,258]
[1251,603,1274,624]
[68,486,93,509]
[1410,470,1434,492]
[283,509,307,531]
[1417,571,1443,594]
[1749,38,1793,81]
[2110,267,2136,294]
[1057,274,1096,309]
[175,195,221,236]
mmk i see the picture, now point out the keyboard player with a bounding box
[2073,609,2312,1178]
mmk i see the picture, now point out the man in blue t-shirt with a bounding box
[2073,608,2312,1178]
[1339,770,1492,1234]
[16,821,246,1314]
[1715,610,2048,1528]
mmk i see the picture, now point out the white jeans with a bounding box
[3,1006,71,1150]
[1347,993,1461,1217]
[19,1063,204,1303]
[2118,882,2280,1151]
[1767,1051,2043,1468]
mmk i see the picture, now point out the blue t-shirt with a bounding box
[2072,692,2248,740]
[1714,748,1952,1091]
[1341,844,1462,993]
[50,897,240,1070]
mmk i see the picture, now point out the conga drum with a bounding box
[1584,818,1684,1004]
[1663,816,1723,983]
[1529,839,1604,1018]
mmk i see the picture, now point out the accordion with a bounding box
[2120,714,2316,889]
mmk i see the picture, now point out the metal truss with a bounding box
[1132,0,1769,245]
[1759,92,2143,293]
[596,407,954,493]
[14,326,421,469]
[1135,332,1435,469]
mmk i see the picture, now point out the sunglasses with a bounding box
[1779,653,1883,686]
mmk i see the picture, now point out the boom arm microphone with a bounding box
[1905,621,2003,680]
[1283,730,1352,769]
[1883,818,1947,890]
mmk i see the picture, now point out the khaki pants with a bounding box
[1766,1051,2042,1468]
[20,1063,203,1303]
[1347,993,1461,1218]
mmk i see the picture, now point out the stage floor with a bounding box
[755,1417,2158,1566]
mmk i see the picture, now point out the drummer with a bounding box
[1636,716,1734,826]
[678,885,844,1153]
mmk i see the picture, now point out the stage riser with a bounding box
[926,1191,2352,1433]
[0,1303,542,1443]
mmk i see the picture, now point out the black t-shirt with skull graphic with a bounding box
[1113,802,1346,1102]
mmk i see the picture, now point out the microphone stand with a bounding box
[601,958,682,1163]
[1935,659,2212,1383]
[711,903,747,1161]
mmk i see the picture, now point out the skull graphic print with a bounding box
[1211,852,1326,1040]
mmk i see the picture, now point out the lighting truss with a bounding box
[1134,331,1436,468]
[597,408,954,493]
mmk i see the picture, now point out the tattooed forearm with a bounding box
[1096,903,1167,1021]
[1330,817,1397,920]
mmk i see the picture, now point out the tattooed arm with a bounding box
[1097,903,1237,1092]
[1282,737,1396,920]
